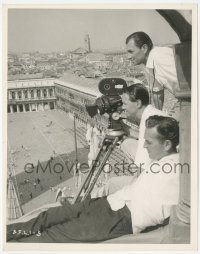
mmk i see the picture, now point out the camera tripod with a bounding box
[73,128,125,204]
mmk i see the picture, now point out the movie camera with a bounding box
[74,78,128,203]
[86,77,127,117]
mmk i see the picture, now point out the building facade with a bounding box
[7,74,139,136]
[54,73,109,131]
[7,79,56,113]
[55,73,139,135]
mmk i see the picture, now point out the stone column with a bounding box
[21,90,24,100]
[46,88,49,98]
[162,42,191,244]
[40,89,42,98]
[9,91,12,100]
[28,90,31,99]
[23,104,26,112]
[16,105,19,113]
[10,105,13,113]
[163,99,191,244]
[34,89,37,99]
[29,104,32,112]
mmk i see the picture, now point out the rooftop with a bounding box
[86,53,106,62]
[55,73,101,97]
[8,78,56,89]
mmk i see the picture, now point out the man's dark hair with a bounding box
[126,32,153,51]
[146,115,179,150]
[124,83,149,106]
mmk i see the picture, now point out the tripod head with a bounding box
[104,111,126,144]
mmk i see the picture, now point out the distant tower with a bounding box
[85,34,91,53]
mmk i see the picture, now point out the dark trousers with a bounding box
[7,197,132,243]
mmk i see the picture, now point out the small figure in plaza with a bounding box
[24,178,30,184]
[19,192,23,200]
[33,181,37,189]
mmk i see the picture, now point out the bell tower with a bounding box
[85,34,91,53]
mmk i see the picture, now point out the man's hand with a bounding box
[58,196,74,206]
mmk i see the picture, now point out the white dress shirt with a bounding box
[107,153,180,234]
[134,104,168,169]
[146,46,179,93]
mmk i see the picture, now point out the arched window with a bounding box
[11,91,15,99]
[30,90,34,99]
[43,89,47,98]
[17,91,22,99]
[37,89,41,98]
[49,88,53,97]
[24,90,28,99]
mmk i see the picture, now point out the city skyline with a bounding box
[8,9,180,53]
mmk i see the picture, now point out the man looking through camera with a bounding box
[91,84,168,197]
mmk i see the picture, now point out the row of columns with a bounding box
[60,102,108,132]
[56,86,93,107]
[9,87,55,100]
[8,101,56,113]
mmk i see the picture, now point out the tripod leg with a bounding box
[81,137,119,202]
[73,144,105,204]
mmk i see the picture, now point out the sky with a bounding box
[8,9,180,53]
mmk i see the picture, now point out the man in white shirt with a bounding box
[91,84,167,197]
[126,31,179,113]
[7,116,180,243]
[107,115,180,233]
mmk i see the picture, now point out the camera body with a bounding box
[86,78,127,118]
[98,77,127,96]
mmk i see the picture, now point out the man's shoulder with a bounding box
[142,105,168,120]
[148,47,174,64]
[151,46,173,54]
[158,153,180,165]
